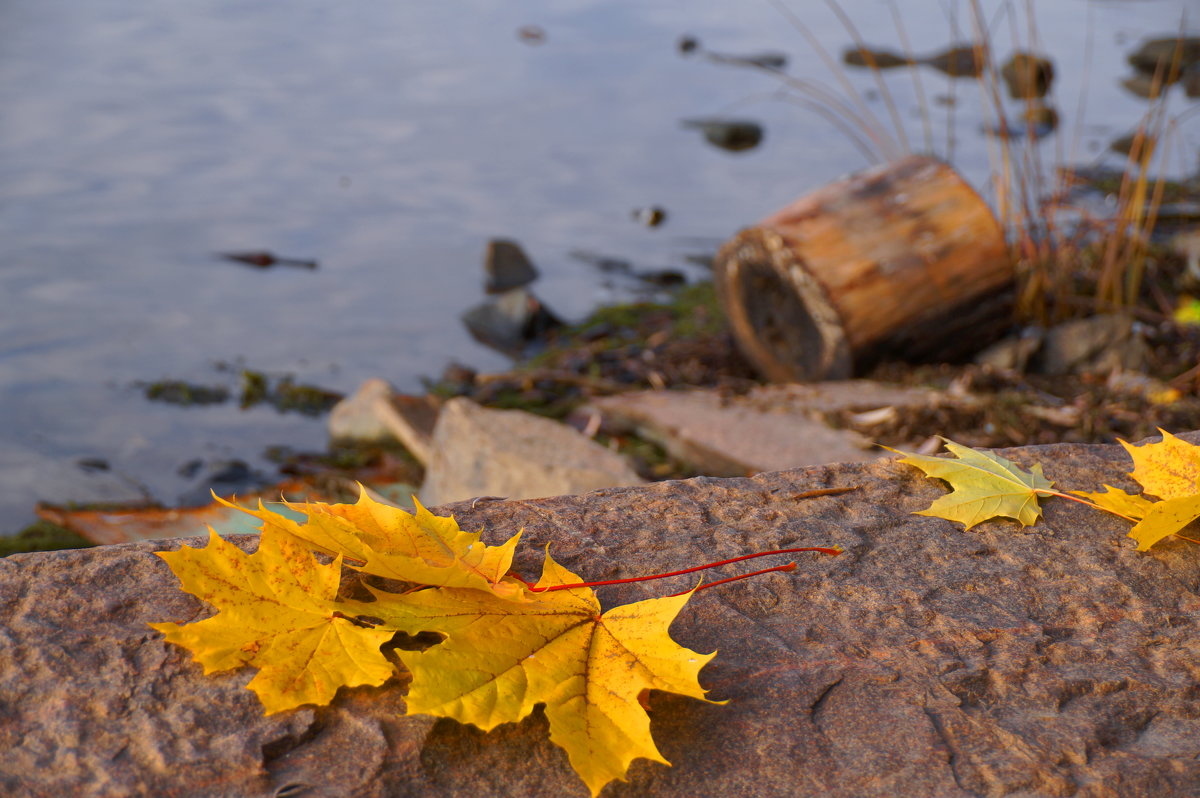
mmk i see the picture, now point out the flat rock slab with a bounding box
[590,386,903,476]
[419,398,643,506]
[739,380,951,415]
[4,435,1200,796]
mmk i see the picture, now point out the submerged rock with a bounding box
[1000,51,1055,99]
[631,206,667,228]
[921,44,985,77]
[679,118,764,152]
[569,248,685,288]
[703,50,788,71]
[461,287,563,355]
[465,238,561,353]
[1120,72,1163,99]
[176,459,273,507]
[983,102,1058,139]
[484,239,539,295]
[1127,36,1200,78]
[1109,131,1157,159]
[842,46,910,69]
[216,250,318,270]
[515,25,545,46]
[142,379,229,406]
[676,34,786,70]
[3,434,1200,795]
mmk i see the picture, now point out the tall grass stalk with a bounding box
[761,0,1190,324]
[1095,38,1184,310]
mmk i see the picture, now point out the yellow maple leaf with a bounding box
[356,551,719,797]
[221,489,523,596]
[1069,486,1156,521]
[888,439,1054,529]
[1120,429,1200,500]
[149,527,399,714]
[1127,494,1200,551]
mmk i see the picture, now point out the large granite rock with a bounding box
[3,435,1200,796]
[419,398,644,506]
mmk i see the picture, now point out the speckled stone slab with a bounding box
[2,434,1199,797]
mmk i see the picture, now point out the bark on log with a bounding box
[714,155,1013,382]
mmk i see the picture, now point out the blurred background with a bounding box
[1,0,1196,533]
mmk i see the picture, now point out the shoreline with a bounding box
[8,270,1200,556]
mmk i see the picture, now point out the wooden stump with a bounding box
[714,155,1012,381]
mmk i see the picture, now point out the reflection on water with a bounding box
[0,0,1195,532]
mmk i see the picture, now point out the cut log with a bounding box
[714,155,1013,381]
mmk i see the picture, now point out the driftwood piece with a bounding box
[714,155,1012,381]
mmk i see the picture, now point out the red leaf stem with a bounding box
[521,545,842,593]
[666,562,799,597]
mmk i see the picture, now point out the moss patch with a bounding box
[1,521,94,557]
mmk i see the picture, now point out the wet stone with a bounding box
[484,239,539,295]
[461,288,563,355]
[176,459,273,507]
[679,118,764,152]
[1127,37,1200,78]
[1000,52,1055,99]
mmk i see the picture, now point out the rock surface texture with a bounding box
[419,398,644,506]
[3,435,1200,797]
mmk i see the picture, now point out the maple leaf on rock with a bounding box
[1072,433,1200,551]
[1114,431,1200,550]
[1069,486,1155,521]
[156,496,842,793]
[353,550,719,797]
[1127,494,1200,551]
[897,431,1200,551]
[220,489,523,596]
[888,438,1054,529]
[1120,429,1200,500]
[149,527,399,714]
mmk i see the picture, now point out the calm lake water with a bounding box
[1,0,1196,533]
